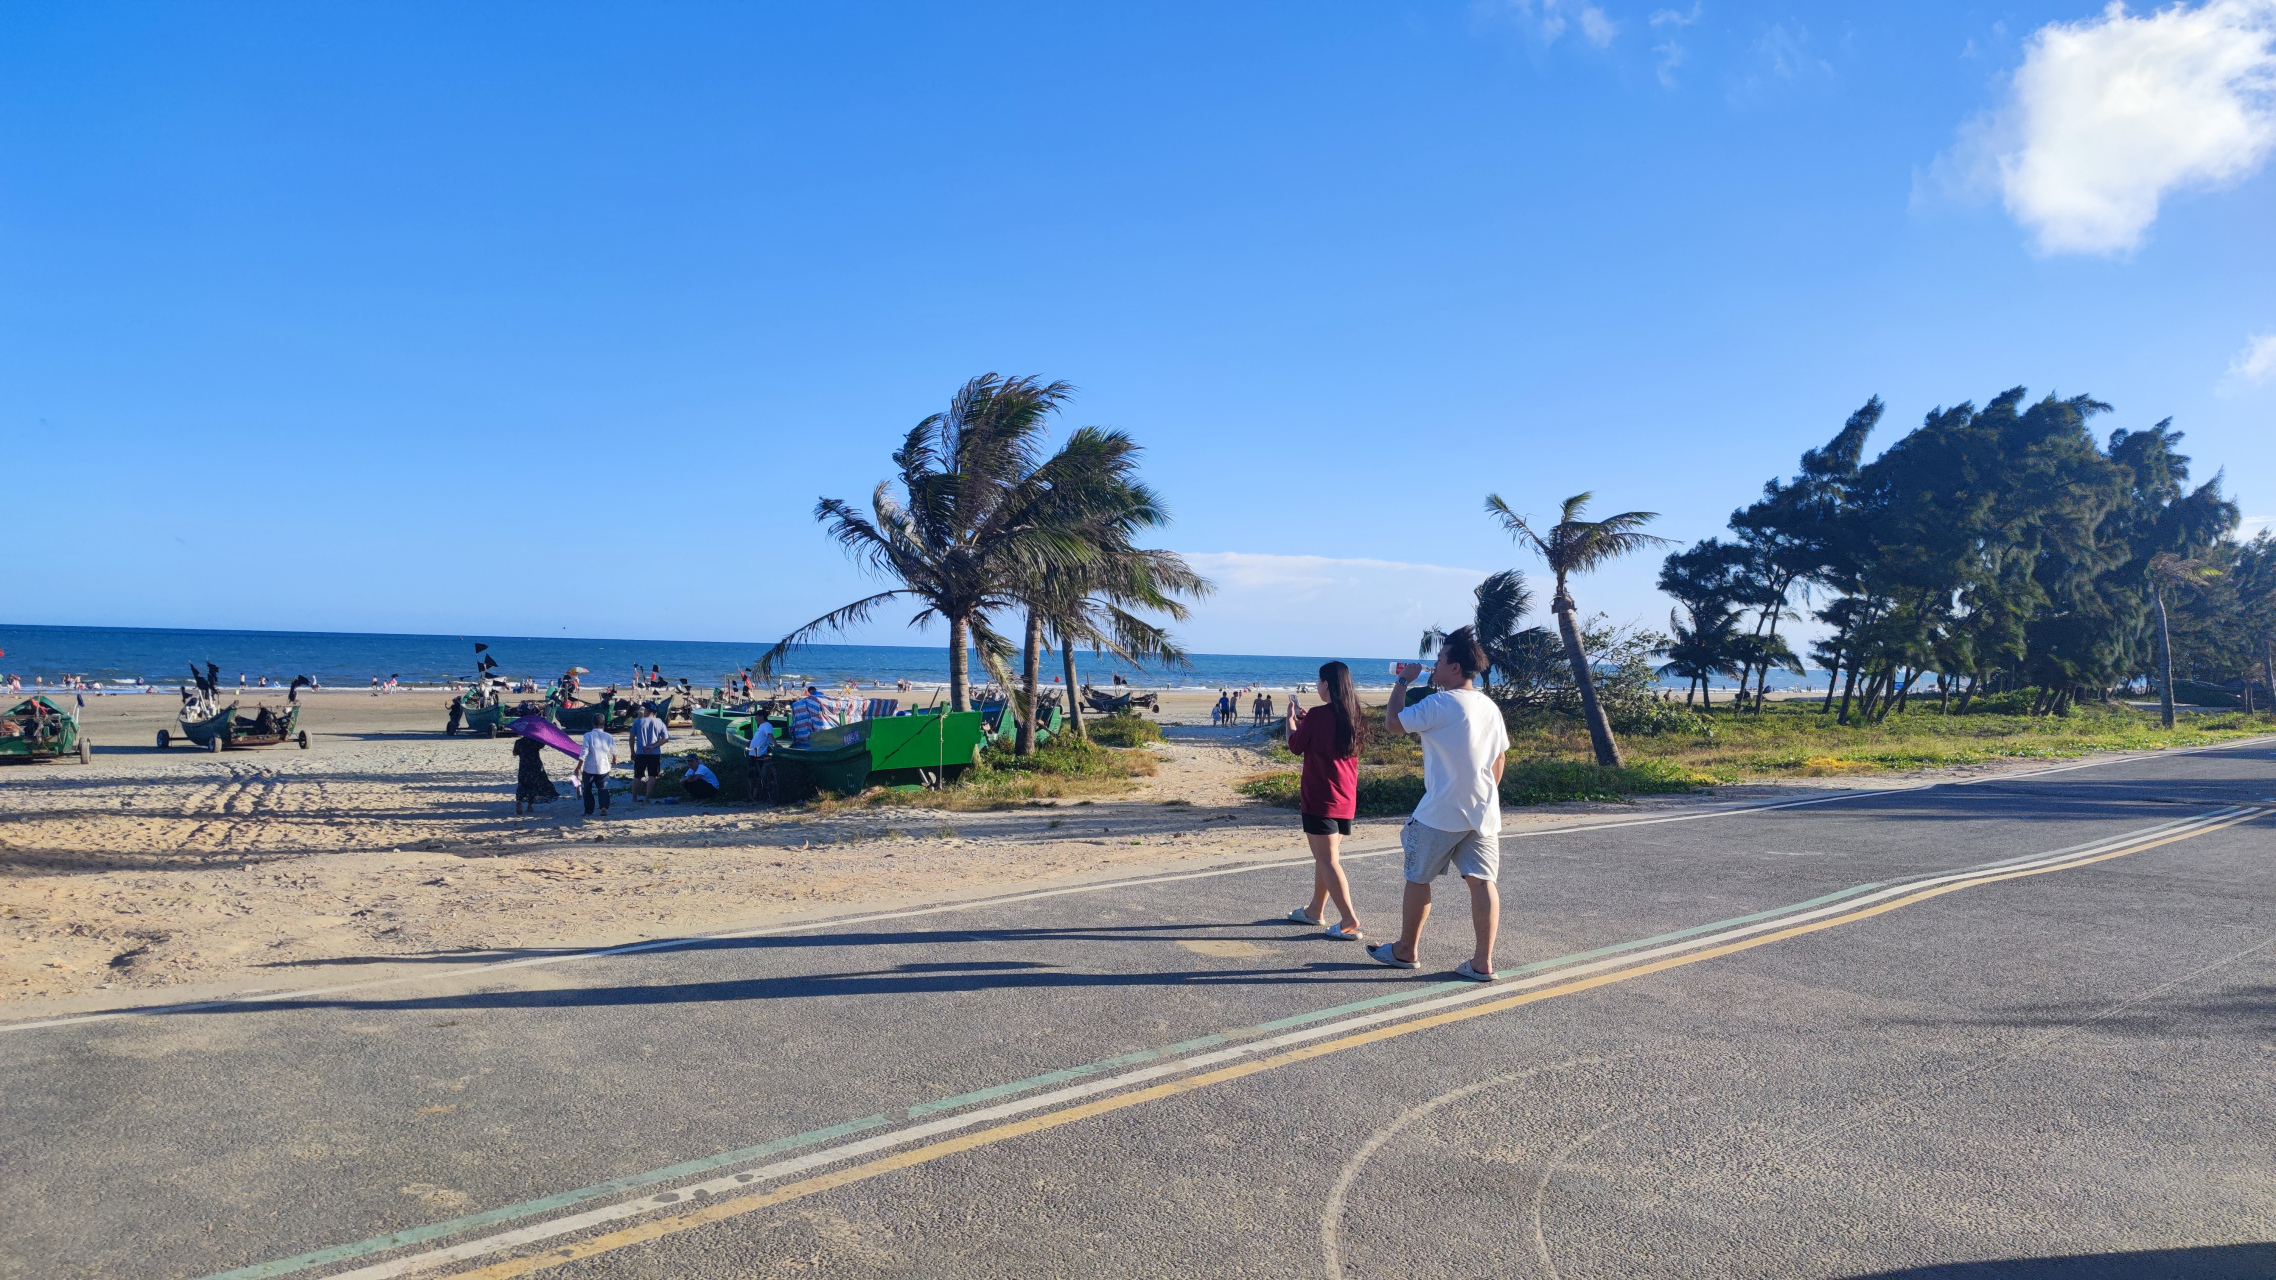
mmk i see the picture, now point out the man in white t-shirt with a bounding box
[578,724,617,818]
[744,719,776,802]
[1369,626,1510,981]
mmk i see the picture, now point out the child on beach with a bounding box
[1282,661,1365,940]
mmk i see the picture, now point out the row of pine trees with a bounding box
[1654,388,2272,728]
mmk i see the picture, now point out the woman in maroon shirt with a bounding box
[1284,661,1364,939]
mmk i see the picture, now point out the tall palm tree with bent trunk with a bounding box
[1486,492,1670,766]
[760,374,1103,712]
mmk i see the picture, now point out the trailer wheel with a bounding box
[485,724,498,739]
[157,730,171,749]
[208,734,224,753]
[79,738,91,765]
[297,730,309,750]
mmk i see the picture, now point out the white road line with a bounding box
[316,806,2262,1280]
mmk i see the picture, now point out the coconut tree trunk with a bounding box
[2153,586,2176,729]
[1553,589,1622,767]
[1836,659,1859,725]
[1016,608,1043,756]
[948,613,972,712]
[1062,641,1085,741]
[1820,642,1844,713]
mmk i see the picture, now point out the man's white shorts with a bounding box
[1401,819,1500,884]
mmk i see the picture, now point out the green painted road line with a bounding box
[197,1113,893,1280]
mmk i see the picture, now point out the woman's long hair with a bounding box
[1318,661,1364,758]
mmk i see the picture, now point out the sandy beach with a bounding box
[0,686,2136,1017]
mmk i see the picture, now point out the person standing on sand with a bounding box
[1282,661,1366,940]
[578,721,617,817]
[629,704,670,803]
[1368,626,1508,982]
[512,732,555,815]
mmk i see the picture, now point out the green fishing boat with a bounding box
[764,708,988,802]
[0,694,88,765]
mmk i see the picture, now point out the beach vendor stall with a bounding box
[0,693,89,765]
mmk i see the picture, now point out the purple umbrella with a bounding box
[510,715,583,759]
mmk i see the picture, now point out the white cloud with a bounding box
[1173,552,1494,657]
[1654,40,1689,87]
[2230,331,2276,381]
[1479,0,1619,48]
[1579,6,1619,47]
[1649,4,1698,86]
[1941,0,2276,256]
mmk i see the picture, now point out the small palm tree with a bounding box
[761,374,1099,712]
[1656,606,1742,707]
[2146,551,2219,729]
[1019,547,1210,747]
[1005,437,1209,751]
[1487,492,1670,766]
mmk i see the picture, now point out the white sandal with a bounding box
[1324,923,1363,941]
[1287,907,1323,926]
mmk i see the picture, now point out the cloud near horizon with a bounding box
[1173,552,1495,657]
[1936,0,2276,256]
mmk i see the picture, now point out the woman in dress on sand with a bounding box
[1282,661,1365,940]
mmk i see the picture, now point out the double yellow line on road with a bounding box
[428,803,2267,1279]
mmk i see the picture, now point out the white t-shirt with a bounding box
[579,727,617,775]
[1398,687,1510,835]
[746,721,775,757]
[683,761,718,789]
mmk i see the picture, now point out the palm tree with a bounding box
[1020,546,1210,747]
[1486,492,1670,766]
[2146,551,2218,729]
[1004,438,1210,751]
[760,374,1102,712]
[1655,606,1742,707]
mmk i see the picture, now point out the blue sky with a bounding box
[5,2,2272,658]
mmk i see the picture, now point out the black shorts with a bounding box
[1301,814,1352,836]
[632,753,662,779]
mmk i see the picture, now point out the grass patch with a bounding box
[1606,699,2276,781]
[1086,711,1165,747]
[1241,756,1710,815]
[1240,695,2270,814]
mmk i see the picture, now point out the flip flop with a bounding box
[1367,942,1417,969]
[1453,959,1497,982]
[1323,923,1363,941]
[1286,908,1323,926]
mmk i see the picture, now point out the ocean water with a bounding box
[0,625,1413,692]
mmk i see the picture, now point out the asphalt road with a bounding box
[5,741,2275,1280]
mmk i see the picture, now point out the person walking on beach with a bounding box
[629,703,670,803]
[1368,626,1508,982]
[1283,661,1366,940]
[578,721,617,817]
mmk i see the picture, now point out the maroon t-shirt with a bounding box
[1287,705,1358,819]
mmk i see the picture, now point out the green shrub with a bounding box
[979,735,1156,781]
[1086,712,1164,747]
